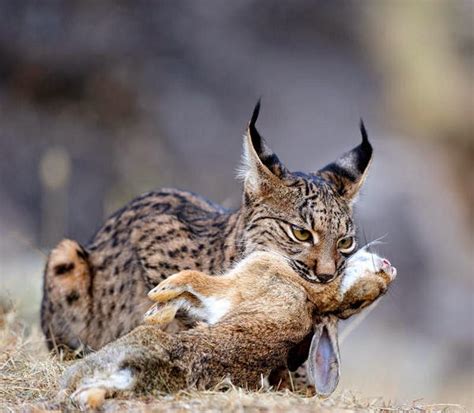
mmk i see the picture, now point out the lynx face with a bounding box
[239,102,372,284]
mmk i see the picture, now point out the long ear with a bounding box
[307,316,340,397]
[239,101,289,192]
[318,120,373,202]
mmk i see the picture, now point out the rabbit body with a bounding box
[61,250,396,408]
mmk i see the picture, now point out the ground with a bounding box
[0,306,465,413]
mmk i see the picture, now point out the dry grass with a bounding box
[0,307,466,413]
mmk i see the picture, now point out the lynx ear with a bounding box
[239,101,289,192]
[318,120,373,202]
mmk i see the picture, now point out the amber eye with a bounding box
[337,236,356,253]
[291,226,312,242]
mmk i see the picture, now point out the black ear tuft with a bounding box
[351,119,373,174]
[360,118,369,144]
[241,101,288,190]
[250,99,261,130]
[248,99,263,155]
[318,120,373,202]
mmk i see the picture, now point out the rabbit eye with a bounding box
[291,226,312,242]
[337,236,356,254]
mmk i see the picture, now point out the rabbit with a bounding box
[60,248,396,409]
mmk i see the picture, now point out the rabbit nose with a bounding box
[380,257,397,280]
[317,273,336,283]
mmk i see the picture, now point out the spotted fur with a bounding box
[41,102,372,352]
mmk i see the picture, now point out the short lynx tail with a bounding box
[41,239,93,353]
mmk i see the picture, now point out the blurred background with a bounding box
[0,0,472,408]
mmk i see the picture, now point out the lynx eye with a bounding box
[291,226,312,242]
[337,236,356,253]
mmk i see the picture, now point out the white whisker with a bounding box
[359,234,389,251]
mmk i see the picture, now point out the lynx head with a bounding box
[238,102,372,284]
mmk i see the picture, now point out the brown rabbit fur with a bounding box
[61,249,396,409]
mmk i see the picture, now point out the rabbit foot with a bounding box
[72,387,106,410]
[148,284,185,302]
[143,302,178,325]
[145,271,232,327]
[69,368,134,409]
[145,275,201,326]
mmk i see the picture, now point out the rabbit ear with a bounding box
[307,316,340,397]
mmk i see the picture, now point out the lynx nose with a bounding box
[315,260,336,283]
[317,273,336,283]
